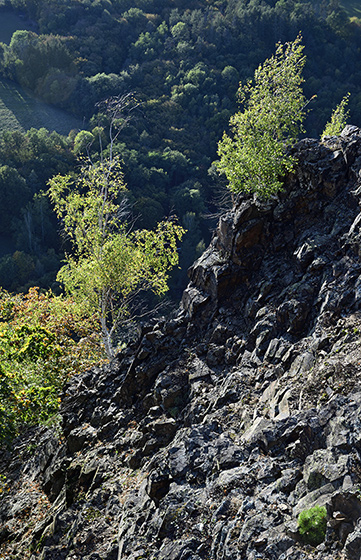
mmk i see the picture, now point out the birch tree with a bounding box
[48,158,184,359]
[216,35,308,197]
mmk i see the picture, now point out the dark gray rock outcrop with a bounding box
[2,126,361,559]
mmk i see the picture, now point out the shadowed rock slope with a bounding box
[2,126,361,559]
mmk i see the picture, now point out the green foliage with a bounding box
[216,35,307,197]
[48,158,185,358]
[322,93,350,138]
[3,30,76,100]
[0,0,359,297]
[0,249,61,293]
[0,287,104,445]
[298,505,327,546]
[73,130,95,155]
[0,165,30,233]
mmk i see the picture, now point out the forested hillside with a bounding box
[0,0,360,294]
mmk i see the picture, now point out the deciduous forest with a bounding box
[0,0,359,296]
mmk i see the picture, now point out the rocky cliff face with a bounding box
[2,126,361,560]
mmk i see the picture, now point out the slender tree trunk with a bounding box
[100,315,114,360]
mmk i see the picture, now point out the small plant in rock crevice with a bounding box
[298,504,327,546]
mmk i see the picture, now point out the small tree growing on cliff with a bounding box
[216,35,308,197]
[48,158,184,359]
[322,93,350,139]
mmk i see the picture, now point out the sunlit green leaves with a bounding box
[0,287,104,444]
[322,93,350,139]
[48,159,184,358]
[216,35,307,197]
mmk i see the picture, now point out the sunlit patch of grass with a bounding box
[0,79,83,135]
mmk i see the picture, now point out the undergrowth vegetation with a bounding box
[298,505,327,546]
[0,287,105,444]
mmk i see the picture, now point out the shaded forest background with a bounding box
[0,0,360,298]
